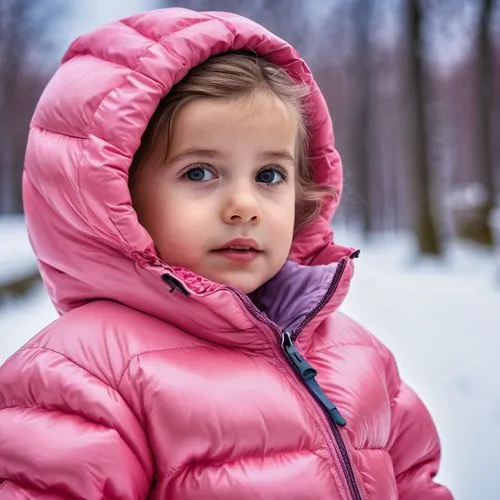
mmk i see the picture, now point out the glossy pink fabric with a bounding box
[0,8,452,500]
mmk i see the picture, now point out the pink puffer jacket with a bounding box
[0,8,452,500]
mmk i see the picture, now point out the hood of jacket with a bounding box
[23,8,356,347]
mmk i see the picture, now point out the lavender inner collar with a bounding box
[248,259,339,332]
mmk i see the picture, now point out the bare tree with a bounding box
[475,0,496,246]
[0,0,64,213]
[352,0,375,238]
[0,0,27,213]
[407,0,442,255]
[311,2,361,227]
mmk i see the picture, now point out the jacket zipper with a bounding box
[231,254,362,500]
[282,331,361,500]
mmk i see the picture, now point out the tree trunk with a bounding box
[408,0,442,256]
[475,0,495,246]
[353,0,375,239]
[0,0,63,214]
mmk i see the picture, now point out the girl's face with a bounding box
[132,92,297,293]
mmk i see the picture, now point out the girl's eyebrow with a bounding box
[167,148,222,164]
[167,148,295,164]
[258,150,295,163]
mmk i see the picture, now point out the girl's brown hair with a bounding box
[129,51,333,231]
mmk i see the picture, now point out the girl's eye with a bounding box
[256,167,287,185]
[183,165,216,182]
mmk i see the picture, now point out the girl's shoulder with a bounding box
[319,310,386,350]
[310,310,401,396]
[15,300,204,388]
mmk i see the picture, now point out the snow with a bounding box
[0,216,39,286]
[1,216,499,499]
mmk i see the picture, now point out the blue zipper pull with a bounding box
[281,331,317,379]
[281,332,347,427]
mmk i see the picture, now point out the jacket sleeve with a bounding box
[380,346,454,500]
[0,346,154,499]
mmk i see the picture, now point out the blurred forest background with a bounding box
[1,0,500,258]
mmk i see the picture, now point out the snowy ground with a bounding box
[0,215,38,286]
[0,217,499,499]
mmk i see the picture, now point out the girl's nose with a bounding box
[222,187,262,225]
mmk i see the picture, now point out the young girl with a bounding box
[0,8,452,500]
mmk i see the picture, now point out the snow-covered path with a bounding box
[1,219,499,499]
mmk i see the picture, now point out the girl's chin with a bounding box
[206,273,265,294]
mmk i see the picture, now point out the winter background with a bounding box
[1,0,500,499]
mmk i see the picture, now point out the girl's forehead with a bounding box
[167,94,299,158]
[181,92,298,125]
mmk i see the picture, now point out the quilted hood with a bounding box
[23,8,354,327]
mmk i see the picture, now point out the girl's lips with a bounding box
[217,237,262,251]
[211,248,261,263]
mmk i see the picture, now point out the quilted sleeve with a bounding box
[0,346,154,499]
[381,347,454,500]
